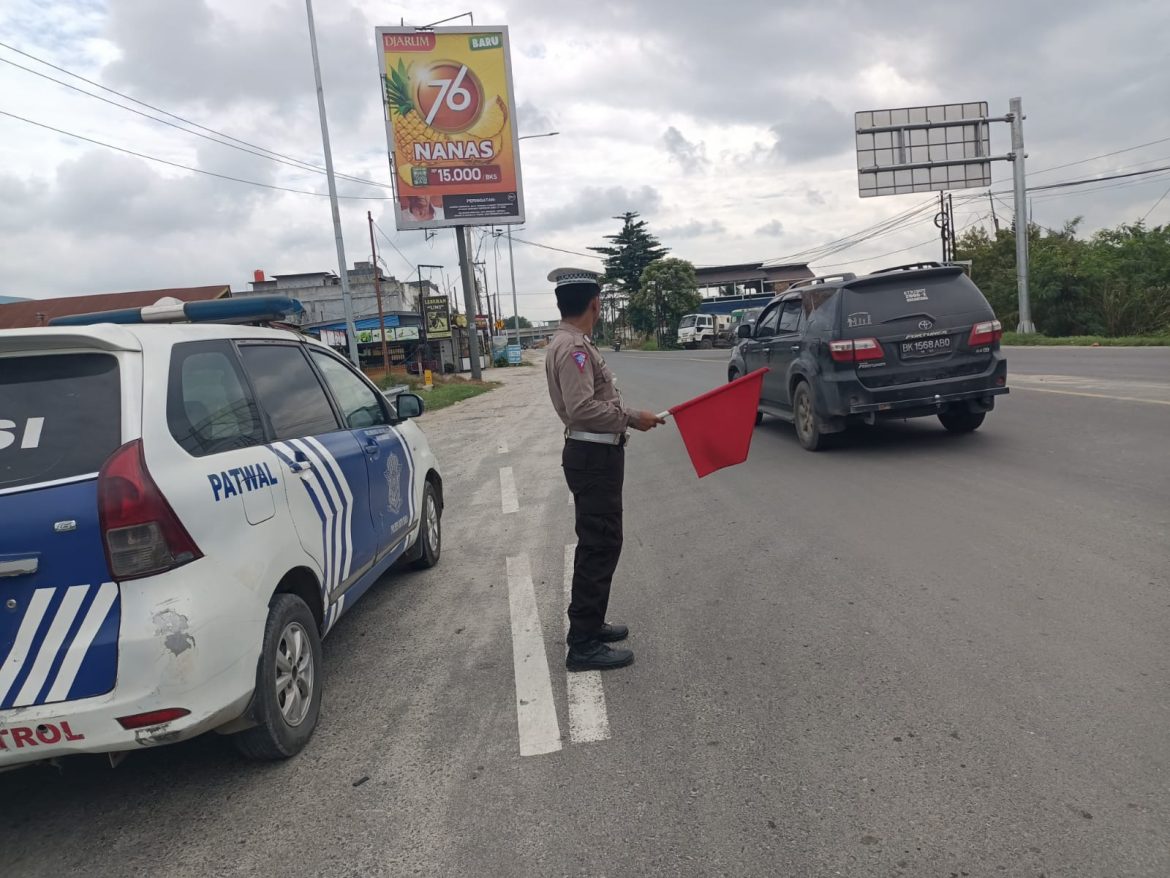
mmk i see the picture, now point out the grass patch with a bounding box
[1002,332,1170,347]
[634,338,659,351]
[374,372,499,412]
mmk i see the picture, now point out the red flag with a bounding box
[668,368,768,478]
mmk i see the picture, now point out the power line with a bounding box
[1027,135,1170,178]
[371,220,419,276]
[0,40,389,190]
[1140,182,1170,223]
[0,108,393,200]
[1026,164,1170,192]
[813,212,988,270]
[507,234,601,260]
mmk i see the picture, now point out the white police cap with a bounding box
[547,267,601,288]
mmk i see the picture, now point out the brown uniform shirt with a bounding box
[545,322,634,433]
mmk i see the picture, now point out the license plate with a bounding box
[900,336,952,358]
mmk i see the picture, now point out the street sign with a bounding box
[855,102,994,197]
[506,344,522,365]
[376,26,525,230]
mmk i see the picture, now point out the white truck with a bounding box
[677,313,732,349]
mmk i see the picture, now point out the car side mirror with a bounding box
[737,323,753,339]
[396,392,425,420]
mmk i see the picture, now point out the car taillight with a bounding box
[829,338,885,363]
[98,440,202,580]
[968,319,1003,346]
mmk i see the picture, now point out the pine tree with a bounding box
[589,212,669,294]
[589,212,669,340]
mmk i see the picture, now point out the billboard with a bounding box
[377,26,525,230]
[855,102,992,197]
[424,296,452,338]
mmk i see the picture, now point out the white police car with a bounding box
[0,297,442,768]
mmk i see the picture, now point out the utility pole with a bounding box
[988,190,1000,233]
[304,0,359,366]
[506,227,521,348]
[1009,96,1034,334]
[367,211,389,374]
[455,227,483,379]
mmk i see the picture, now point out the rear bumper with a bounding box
[850,385,1009,414]
[818,355,1009,420]
[0,558,265,770]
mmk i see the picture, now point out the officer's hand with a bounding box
[629,410,667,431]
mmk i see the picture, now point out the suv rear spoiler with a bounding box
[848,263,965,288]
[788,272,857,291]
[0,325,142,353]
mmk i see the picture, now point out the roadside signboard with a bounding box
[424,296,452,339]
[376,26,525,230]
[855,102,992,197]
[506,344,522,365]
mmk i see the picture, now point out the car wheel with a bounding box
[793,382,824,451]
[939,410,986,433]
[234,594,322,761]
[411,482,442,570]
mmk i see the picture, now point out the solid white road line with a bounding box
[1010,384,1170,406]
[563,543,611,744]
[505,555,562,757]
[500,466,519,514]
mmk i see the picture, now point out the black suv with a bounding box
[727,262,1009,450]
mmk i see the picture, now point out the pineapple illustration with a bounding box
[464,95,509,164]
[384,59,448,175]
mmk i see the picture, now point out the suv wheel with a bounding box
[939,410,986,433]
[793,382,824,451]
[411,481,442,570]
[234,594,322,761]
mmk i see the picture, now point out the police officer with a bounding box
[544,268,665,671]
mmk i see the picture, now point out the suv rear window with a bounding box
[0,353,121,491]
[842,273,991,332]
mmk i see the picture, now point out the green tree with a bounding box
[634,258,700,347]
[589,212,669,295]
[501,315,532,329]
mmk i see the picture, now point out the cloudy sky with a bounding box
[1,0,1168,321]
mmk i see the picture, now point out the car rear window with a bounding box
[0,353,121,491]
[842,273,990,332]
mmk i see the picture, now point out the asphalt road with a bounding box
[3,347,1168,877]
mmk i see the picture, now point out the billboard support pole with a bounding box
[306,0,360,367]
[506,226,521,348]
[1009,96,1034,334]
[456,226,483,379]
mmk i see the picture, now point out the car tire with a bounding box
[234,594,322,761]
[410,482,442,570]
[755,410,764,426]
[939,410,986,433]
[793,381,824,451]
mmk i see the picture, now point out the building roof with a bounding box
[693,262,814,288]
[0,285,231,329]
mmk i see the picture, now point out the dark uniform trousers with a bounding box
[562,438,625,645]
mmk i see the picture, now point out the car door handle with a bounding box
[288,450,315,474]
[0,556,38,578]
[363,440,379,456]
[791,344,801,352]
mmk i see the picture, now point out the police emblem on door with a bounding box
[385,454,403,515]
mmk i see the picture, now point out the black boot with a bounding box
[597,622,629,643]
[566,640,634,672]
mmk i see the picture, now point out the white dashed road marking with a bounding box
[563,543,611,744]
[500,466,519,514]
[505,554,562,757]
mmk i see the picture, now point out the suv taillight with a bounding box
[829,338,885,363]
[968,319,1003,346]
[98,440,202,580]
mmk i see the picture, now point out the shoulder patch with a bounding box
[571,351,588,372]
